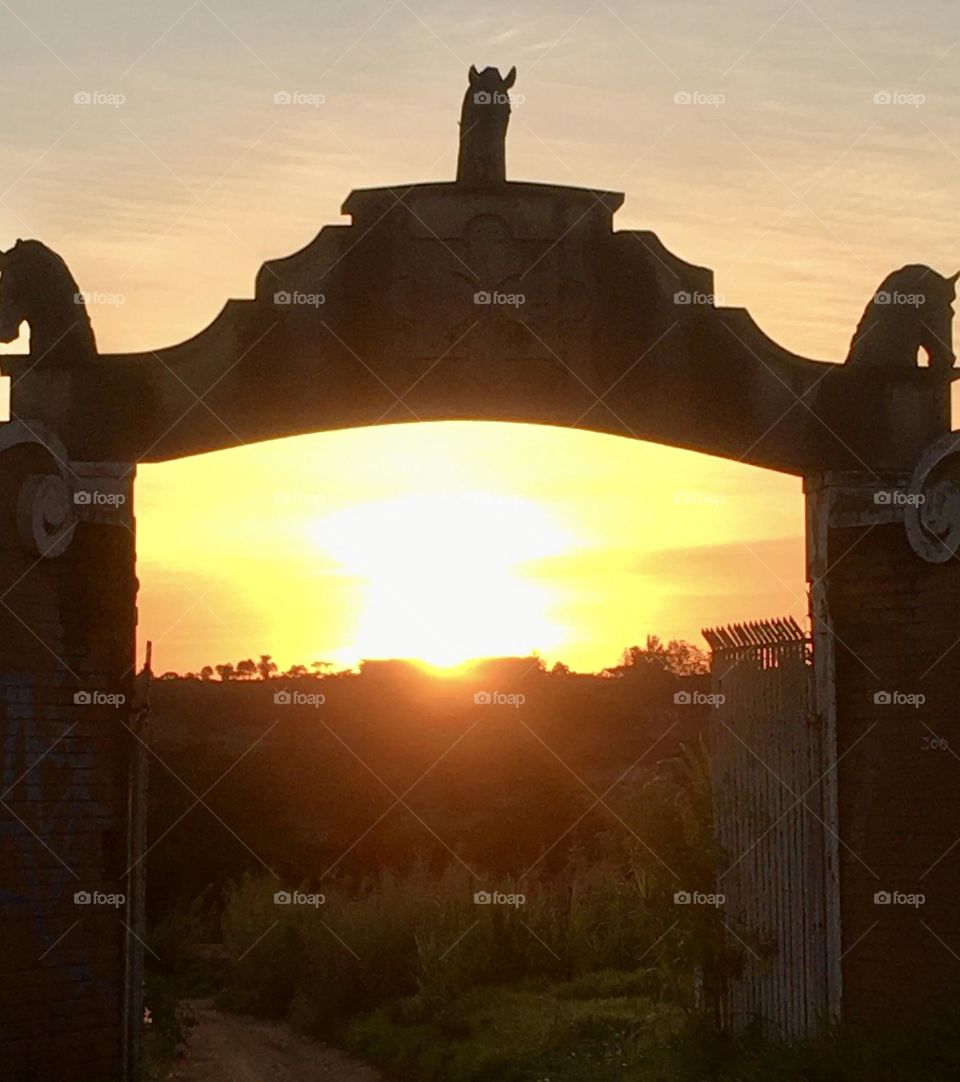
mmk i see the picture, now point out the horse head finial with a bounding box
[456,64,516,186]
[845,265,957,375]
[0,239,97,360]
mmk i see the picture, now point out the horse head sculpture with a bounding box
[0,239,96,365]
[456,65,516,186]
[845,265,958,374]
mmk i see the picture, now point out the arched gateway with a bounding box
[1,69,959,1079]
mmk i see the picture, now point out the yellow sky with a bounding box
[135,423,804,672]
[1,1,957,671]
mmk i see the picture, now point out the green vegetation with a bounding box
[206,742,751,1078]
[346,978,687,1081]
[209,824,960,1080]
[145,661,960,1079]
[345,993,960,1082]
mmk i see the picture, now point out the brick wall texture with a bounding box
[827,519,960,1022]
[0,442,137,1081]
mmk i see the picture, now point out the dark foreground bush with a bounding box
[345,992,960,1082]
[346,980,687,1082]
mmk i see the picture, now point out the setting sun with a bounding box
[312,492,571,666]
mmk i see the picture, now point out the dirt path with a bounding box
[166,999,385,1082]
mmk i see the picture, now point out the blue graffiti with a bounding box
[0,670,115,1008]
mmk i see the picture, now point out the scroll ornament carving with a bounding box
[16,473,76,558]
[906,432,960,563]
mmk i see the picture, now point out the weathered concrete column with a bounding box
[805,457,960,1024]
[0,421,142,1080]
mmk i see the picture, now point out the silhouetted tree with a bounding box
[310,661,333,676]
[619,636,709,676]
[257,654,278,681]
[214,663,235,682]
[236,658,257,680]
[200,665,214,682]
[283,664,309,678]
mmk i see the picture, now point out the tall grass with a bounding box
[157,737,960,1080]
[215,741,735,1040]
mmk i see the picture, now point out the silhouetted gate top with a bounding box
[6,86,955,474]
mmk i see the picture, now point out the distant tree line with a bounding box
[154,636,709,681]
[156,655,335,681]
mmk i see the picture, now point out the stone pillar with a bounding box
[0,422,141,1080]
[806,459,960,1024]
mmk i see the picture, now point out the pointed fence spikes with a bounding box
[701,616,809,658]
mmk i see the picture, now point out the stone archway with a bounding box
[1,67,959,1079]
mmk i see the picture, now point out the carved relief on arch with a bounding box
[0,421,76,558]
[0,422,132,559]
[906,431,960,563]
[16,472,76,558]
[461,213,519,286]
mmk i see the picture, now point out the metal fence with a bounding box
[704,617,835,1039]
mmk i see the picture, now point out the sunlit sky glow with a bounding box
[135,422,803,671]
[1,1,958,670]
